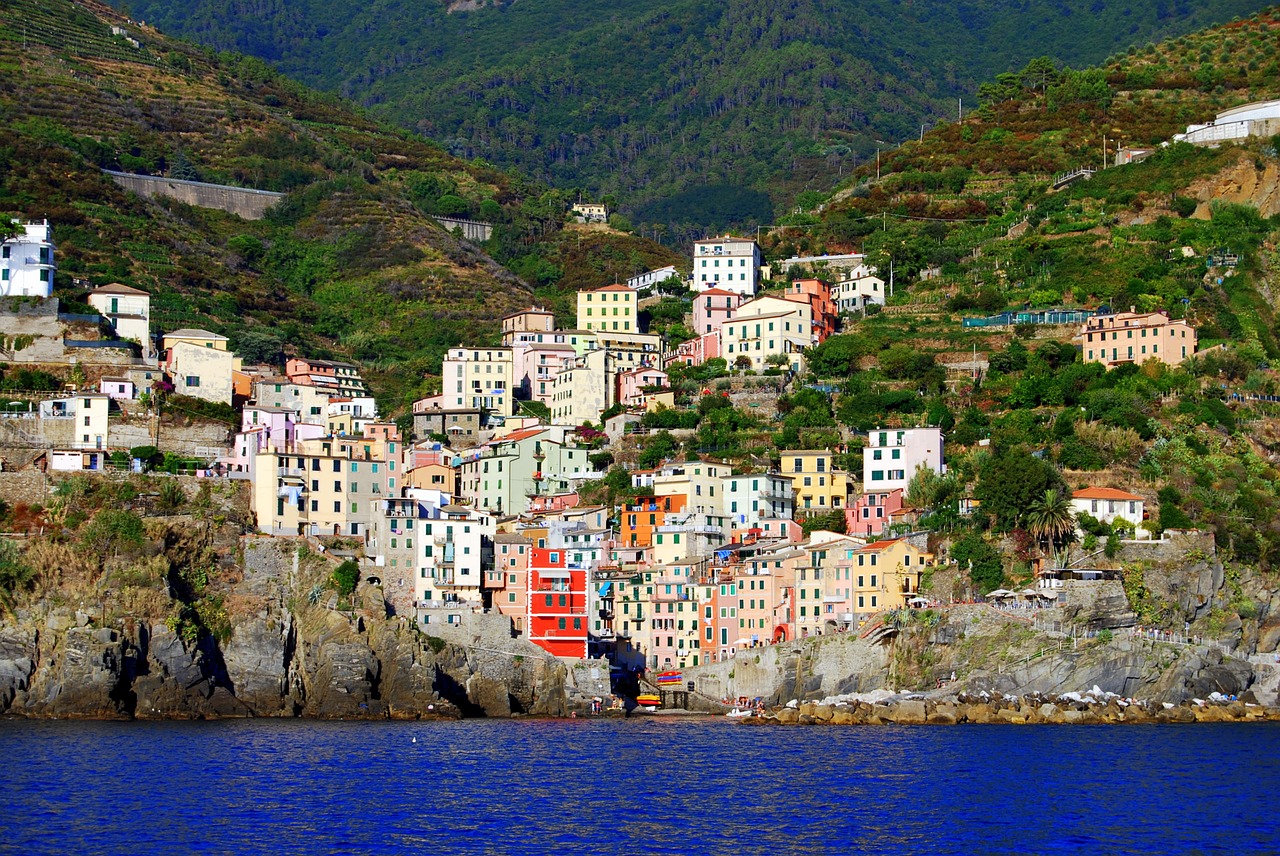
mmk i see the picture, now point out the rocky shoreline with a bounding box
[740,690,1280,726]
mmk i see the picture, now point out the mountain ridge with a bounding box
[114,0,1275,219]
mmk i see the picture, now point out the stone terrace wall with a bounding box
[104,171,283,220]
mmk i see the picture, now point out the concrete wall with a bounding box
[435,217,493,242]
[103,171,284,220]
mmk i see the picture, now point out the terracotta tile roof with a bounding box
[93,282,149,295]
[1072,487,1143,502]
[494,427,547,444]
[593,283,635,292]
[856,538,903,552]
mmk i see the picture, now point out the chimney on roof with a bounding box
[1130,305,1136,313]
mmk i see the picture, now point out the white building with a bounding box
[87,283,151,351]
[722,472,795,532]
[414,499,495,607]
[863,427,945,495]
[626,265,680,291]
[442,347,514,416]
[834,265,886,312]
[1071,487,1146,534]
[693,235,761,296]
[1,220,55,298]
[254,379,330,425]
[1174,99,1280,146]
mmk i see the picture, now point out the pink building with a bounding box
[528,493,581,514]
[512,341,577,405]
[694,287,744,336]
[98,376,135,400]
[784,279,839,344]
[846,488,905,537]
[1081,308,1197,368]
[666,331,721,368]
[491,533,532,633]
[617,365,669,408]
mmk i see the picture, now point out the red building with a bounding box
[526,547,590,659]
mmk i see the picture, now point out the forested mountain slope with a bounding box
[115,0,1272,222]
[0,0,675,407]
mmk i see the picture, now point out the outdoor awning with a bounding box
[538,569,571,578]
[1037,590,1059,599]
[598,581,613,597]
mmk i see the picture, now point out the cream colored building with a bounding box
[577,284,638,334]
[442,347,515,415]
[167,340,240,405]
[163,328,228,352]
[652,460,732,515]
[721,296,811,372]
[38,394,110,449]
[550,348,608,425]
[252,435,400,538]
[1081,309,1197,369]
[87,283,151,353]
[500,306,557,345]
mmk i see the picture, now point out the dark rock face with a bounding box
[0,627,37,711]
[36,626,132,718]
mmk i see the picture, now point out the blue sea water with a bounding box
[0,718,1277,855]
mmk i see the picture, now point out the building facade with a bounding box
[693,236,761,296]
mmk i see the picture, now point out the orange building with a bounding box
[784,279,839,344]
[622,494,688,547]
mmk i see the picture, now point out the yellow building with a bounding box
[162,328,228,352]
[577,283,638,334]
[849,538,934,622]
[784,450,851,512]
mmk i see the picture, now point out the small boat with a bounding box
[725,707,753,719]
[636,693,661,707]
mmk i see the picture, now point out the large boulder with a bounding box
[38,626,131,718]
[221,615,295,715]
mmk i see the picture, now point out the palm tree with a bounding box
[1026,488,1077,563]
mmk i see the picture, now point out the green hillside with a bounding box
[0,0,675,409]
[115,0,1272,222]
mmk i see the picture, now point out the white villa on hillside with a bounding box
[1,220,55,298]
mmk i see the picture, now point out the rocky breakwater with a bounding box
[0,533,574,720]
[741,687,1280,727]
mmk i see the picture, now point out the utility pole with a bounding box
[958,97,962,122]
[876,148,880,180]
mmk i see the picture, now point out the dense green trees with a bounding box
[121,0,1267,219]
[974,448,1067,532]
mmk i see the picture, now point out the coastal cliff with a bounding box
[0,527,579,720]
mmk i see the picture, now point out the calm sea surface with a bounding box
[0,718,1276,855]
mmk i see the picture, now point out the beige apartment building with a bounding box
[1081,309,1197,369]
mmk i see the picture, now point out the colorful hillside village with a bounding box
[2,224,1179,672]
